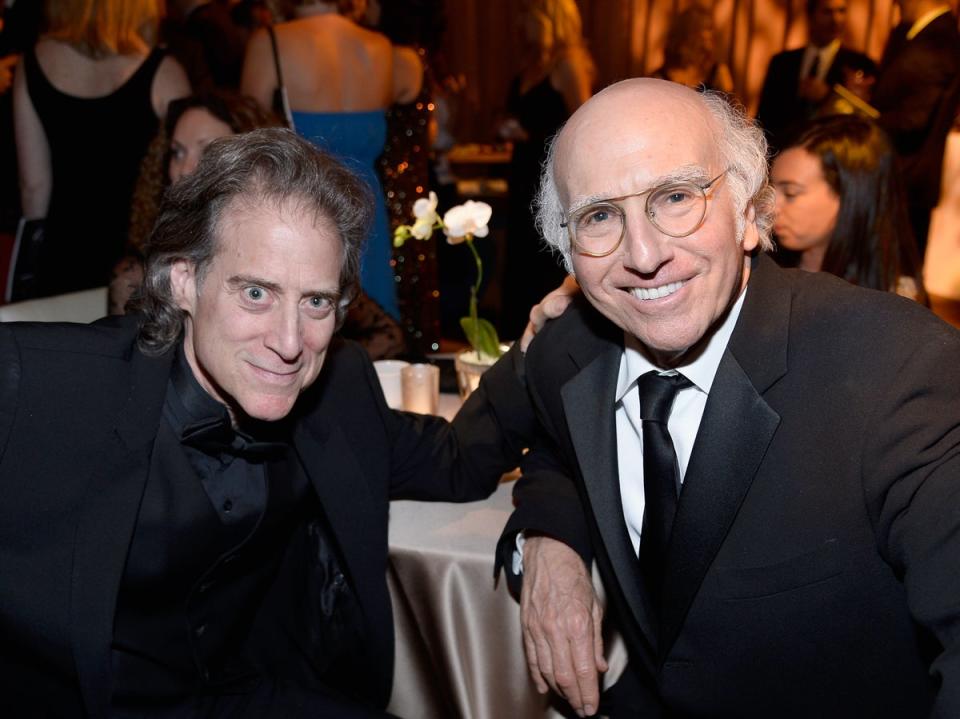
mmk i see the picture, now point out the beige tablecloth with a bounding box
[386,481,550,718]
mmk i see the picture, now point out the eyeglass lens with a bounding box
[572,181,708,255]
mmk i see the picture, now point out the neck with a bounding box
[799,244,827,272]
[294,1,340,18]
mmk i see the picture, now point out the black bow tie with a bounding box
[180,416,286,462]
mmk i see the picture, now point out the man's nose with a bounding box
[265,303,304,361]
[620,208,674,274]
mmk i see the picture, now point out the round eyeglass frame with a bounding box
[561,170,729,258]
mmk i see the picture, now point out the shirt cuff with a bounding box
[511,531,526,575]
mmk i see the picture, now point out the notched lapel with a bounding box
[659,351,780,656]
[563,344,658,645]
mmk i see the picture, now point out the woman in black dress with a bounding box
[499,0,594,340]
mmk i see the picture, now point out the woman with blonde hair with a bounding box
[499,0,594,338]
[12,0,189,299]
[652,5,734,93]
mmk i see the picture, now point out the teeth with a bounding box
[631,281,684,301]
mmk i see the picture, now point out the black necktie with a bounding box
[807,51,821,79]
[637,371,691,604]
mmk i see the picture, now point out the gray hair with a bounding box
[535,87,775,271]
[133,127,373,355]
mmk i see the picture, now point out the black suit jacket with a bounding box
[873,12,960,211]
[0,315,535,717]
[755,45,876,153]
[499,256,960,717]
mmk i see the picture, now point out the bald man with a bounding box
[497,79,960,718]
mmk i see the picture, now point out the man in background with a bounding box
[756,0,875,153]
[872,0,960,255]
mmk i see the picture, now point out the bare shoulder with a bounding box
[152,54,191,117]
[392,45,423,104]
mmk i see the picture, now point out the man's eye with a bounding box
[664,189,693,204]
[245,286,266,301]
[581,206,615,226]
[307,296,334,315]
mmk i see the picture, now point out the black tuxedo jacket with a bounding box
[499,256,960,717]
[873,12,960,211]
[0,315,535,717]
[755,45,876,153]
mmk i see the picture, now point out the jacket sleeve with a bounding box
[862,324,960,716]
[378,343,540,503]
[493,346,595,595]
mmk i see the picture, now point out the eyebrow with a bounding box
[226,274,341,301]
[567,165,712,214]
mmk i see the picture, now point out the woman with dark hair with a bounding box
[126,91,279,256]
[771,113,926,301]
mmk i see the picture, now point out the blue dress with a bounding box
[293,110,398,319]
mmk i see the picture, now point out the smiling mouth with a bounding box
[249,363,301,383]
[628,281,685,301]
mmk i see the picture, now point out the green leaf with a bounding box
[460,316,502,360]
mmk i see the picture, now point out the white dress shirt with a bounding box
[513,288,747,573]
[616,288,746,555]
[800,39,841,84]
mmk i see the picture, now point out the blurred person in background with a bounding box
[650,5,734,94]
[0,0,42,238]
[372,0,447,354]
[241,0,422,322]
[12,0,190,299]
[111,90,406,358]
[499,0,594,340]
[756,0,875,154]
[162,0,257,92]
[872,0,960,257]
[771,113,926,301]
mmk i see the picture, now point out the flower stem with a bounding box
[465,236,482,330]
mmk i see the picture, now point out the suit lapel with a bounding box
[71,346,173,719]
[659,353,780,654]
[659,255,789,656]
[562,340,659,649]
[293,416,387,630]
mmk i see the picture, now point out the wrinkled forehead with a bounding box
[554,84,721,209]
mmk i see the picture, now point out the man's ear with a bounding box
[741,202,760,252]
[170,259,198,313]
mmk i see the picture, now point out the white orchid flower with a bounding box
[410,191,440,240]
[443,200,492,244]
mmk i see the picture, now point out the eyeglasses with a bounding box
[561,170,728,258]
